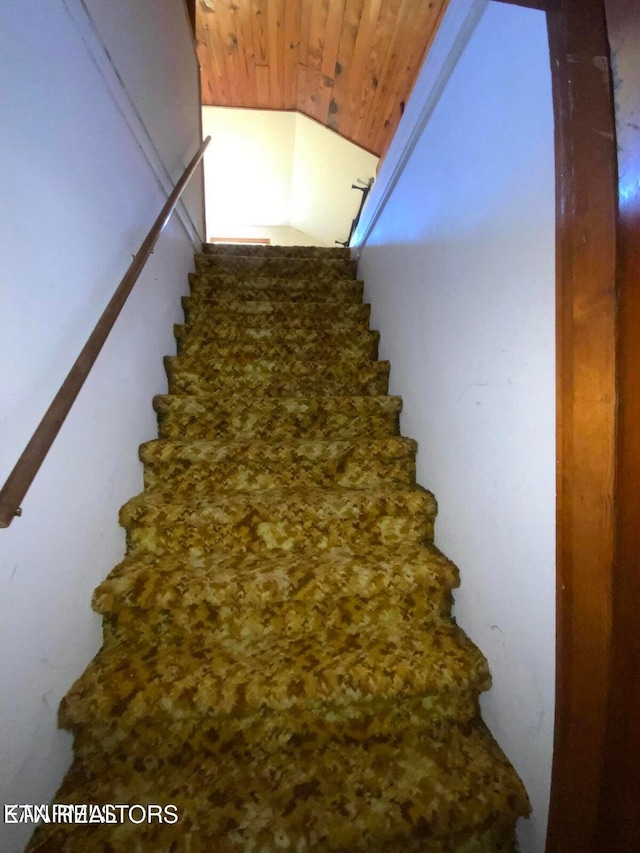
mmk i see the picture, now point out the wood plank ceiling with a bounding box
[196,0,450,157]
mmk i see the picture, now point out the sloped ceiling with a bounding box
[196,0,449,157]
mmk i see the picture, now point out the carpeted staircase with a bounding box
[29,245,529,852]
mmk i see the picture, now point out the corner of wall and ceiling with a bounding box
[61,0,204,250]
[351,0,488,257]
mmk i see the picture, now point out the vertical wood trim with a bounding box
[597,0,640,848]
[546,0,618,849]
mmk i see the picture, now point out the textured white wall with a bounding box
[0,2,202,851]
[201,107,378,245]
[356,5,555,852]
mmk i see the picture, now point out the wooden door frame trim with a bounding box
[497,1,618,846]
[597,2,640,847]
[545,0,618,849]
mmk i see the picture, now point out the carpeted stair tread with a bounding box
[165,354,386,375]
[95,543,458,624]
[103,587,450,649]
[29,721,527,853]
[153,393,402,441]
[94,544,458,643]
[170,338,378,367]
[140,437,417,493]
[194,253,358,279]
[60,619,490,735]
[182,296,370,328]
[165,355,390,397]
[175,324,380,360]
[188,272,364,303]
[65,684,483,766]
[120,486,437,558]
[175,322,379,346]
[204,242,351,258]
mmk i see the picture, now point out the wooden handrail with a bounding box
[0,137,211,529]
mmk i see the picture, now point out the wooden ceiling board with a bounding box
[326,0,366,132]
[337,0,383,134]
[283,0,300,107]
[297,0,313,68]
[373,0,448,156]
[250,0,268,66]
[352,0,400,142]
[359,0,411,145]
[196,0,449,155]
[296,2,328,120]
[321,0,346,79]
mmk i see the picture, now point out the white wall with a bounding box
[355,4,555,852]
[0,2,202,851]
[82,0,205,237]
[202,106,378,245]
[203,108,297,233]
[210,226,325,246]
[290,114,378,246]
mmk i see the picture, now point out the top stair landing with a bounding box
[204,242,351,259]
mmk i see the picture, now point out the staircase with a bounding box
[29,245,529,852]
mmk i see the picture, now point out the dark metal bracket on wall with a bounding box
[336,178,375,247]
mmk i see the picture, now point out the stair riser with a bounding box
[184,312,369,332]
[194,254,358,279]
[175,324,380,359]
[164,352,390,382]
[175,323,378,345]
[142,454,415,493]
[140,438,416,494]
[102,592,452,648]
[68,694,484,766]
[65,615,487,725]
[35,735,523,853]
[63,615,484,731]
[33,737,522,853]
[124,511,434,559]
[32,824,517,853]
[203,244,351,259]
[189,288,363,306]
[188,274,364,303]
[182,297,370,328]
[122,493,436,559]
[31,818,518,853]
[165,355,386,374]
[93,547,460,630]
[154,396,401,442]
[155,412,399,441]
[176,336,379,361]
[165,367,390,398]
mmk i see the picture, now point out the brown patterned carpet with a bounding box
[27,244,529,851]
